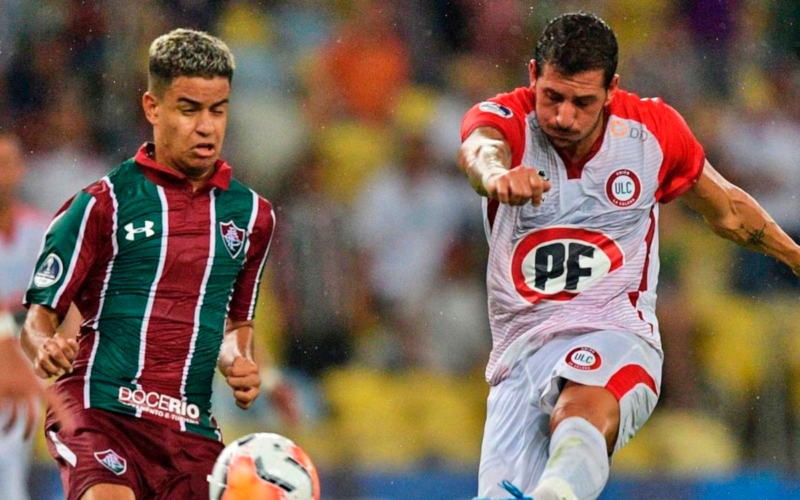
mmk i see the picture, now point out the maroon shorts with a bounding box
[44,403,224,500]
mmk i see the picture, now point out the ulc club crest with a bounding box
[220,221,246,259]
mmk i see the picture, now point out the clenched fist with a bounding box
[33,333,78,379]
[226,357,261,410]
[485,167,551,206]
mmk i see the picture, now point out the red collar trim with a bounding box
[134,143,232,190]
[554,112,609,180]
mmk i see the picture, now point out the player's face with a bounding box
[144,76,230,179]
[530,62,618,150]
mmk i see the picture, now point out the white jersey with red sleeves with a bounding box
[461,87,705,384]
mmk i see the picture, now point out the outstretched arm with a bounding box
[681,160,800,275]
[457,126,550,205]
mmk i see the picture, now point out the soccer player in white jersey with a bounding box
[459,12,800,500]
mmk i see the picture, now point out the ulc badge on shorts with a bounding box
[565,347,602,371]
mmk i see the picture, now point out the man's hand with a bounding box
[33,333,78,379]
[485,167,551,206]
[226,356,261,410]
[1,338,73,438]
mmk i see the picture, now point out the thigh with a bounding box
[536,330,663,454]
[477,364,551,497]
[152,428,224,499]
[45,409,147,500]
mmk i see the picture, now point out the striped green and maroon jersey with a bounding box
[24,143,275,439]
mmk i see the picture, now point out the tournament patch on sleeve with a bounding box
[478,101,514,119]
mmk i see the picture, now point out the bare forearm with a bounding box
[457,128,512,196]
[707,186,800,271]
[21,305,60,362]
[218,321,255,373]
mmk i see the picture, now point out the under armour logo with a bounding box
[125,221,155,241]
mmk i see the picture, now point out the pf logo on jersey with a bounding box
[606,169,641,208]
[511,227,624,304]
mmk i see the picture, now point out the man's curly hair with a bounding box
[148,28,235,96]
[535,12,618,88]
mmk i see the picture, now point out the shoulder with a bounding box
[104,158,143,186]
[461,87,533,149]
[608,90,691,137]
[228,178,271,208]
[479,87,535,118]
[228,179,275,229]
[63,160,148,220]
[81,159,141,202]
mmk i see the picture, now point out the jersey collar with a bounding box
[553,112,609,180]
[134,142,232,191]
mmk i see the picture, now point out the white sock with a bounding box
[530,417,610,500]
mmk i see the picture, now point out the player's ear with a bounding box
[142,92,159,126]
[605,74,619,105]
[528,59,537,88]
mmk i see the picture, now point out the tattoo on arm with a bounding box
[742,224,766,247]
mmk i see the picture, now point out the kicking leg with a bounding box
[531,381,618,500]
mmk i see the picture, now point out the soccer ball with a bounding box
[208,433,320,500]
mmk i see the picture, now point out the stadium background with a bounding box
[1,0,800,498]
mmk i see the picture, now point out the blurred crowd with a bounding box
[2,0,800,494]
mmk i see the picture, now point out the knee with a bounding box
[549,386,620,449]
[550,399,601,435]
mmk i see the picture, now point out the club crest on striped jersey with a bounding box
[94,449,127,475]
[33,254,63,288]
[511,227,624,305]
[220,221,246,259]
[606,169,641,207]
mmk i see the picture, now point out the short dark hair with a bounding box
[148,28,235,96]
[534,12,618,88]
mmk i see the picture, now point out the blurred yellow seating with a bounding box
[694,293,772,402]
[322,366,488,470]
[316,122,395,204]
[324,366,425,469]
[614,409,741,476]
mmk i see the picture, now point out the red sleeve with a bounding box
[228,197,275,322]
[653,101,706,203]
[460,90,530,168]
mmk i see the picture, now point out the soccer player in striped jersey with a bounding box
[21,29,275,500]
[460,13,800,500]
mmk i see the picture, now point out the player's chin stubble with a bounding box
[180,157,216,180]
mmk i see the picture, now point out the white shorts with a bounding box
[477,330,662,498]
